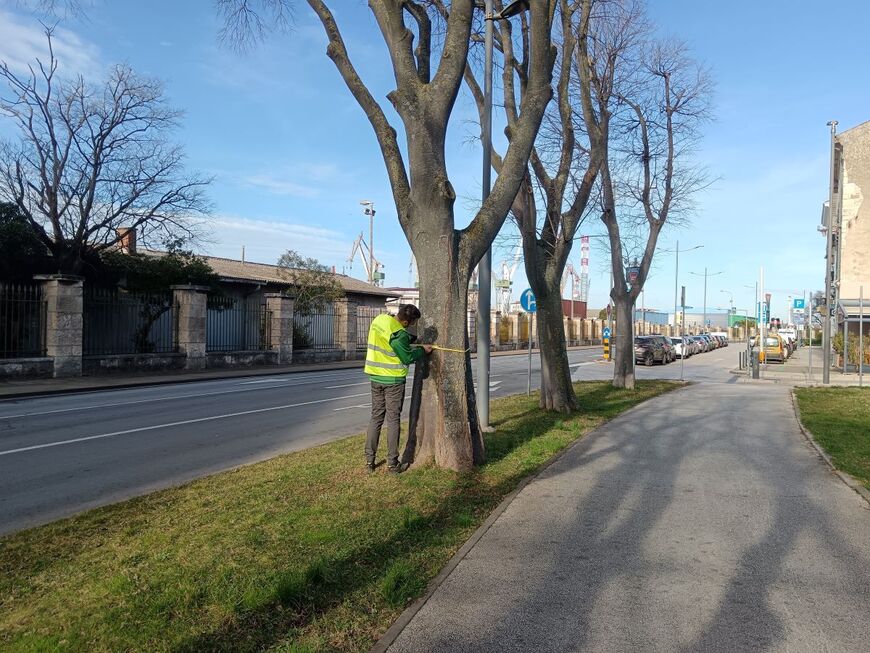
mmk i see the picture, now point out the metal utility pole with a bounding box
[690,268,722,330]
[673,240,679,327]
[823,120,837,384]
[476,0,495,430]
[360,200,376,284]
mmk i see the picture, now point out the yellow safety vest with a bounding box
[364,313,408,378]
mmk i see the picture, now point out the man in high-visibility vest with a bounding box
[364,304,432,473]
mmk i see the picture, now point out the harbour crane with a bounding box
[495,244,523,314]
[347,233,385,286]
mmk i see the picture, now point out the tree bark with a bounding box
[527,254,576,411]
[611,292,635,389]
[411,240,484,470]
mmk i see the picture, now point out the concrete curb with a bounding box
[369,381,692,653]
[790,389,870,508]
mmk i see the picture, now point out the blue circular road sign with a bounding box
[520,288,537,313]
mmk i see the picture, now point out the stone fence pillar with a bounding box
[34,274,83,378]
[172,285,209,370]
[334,299,358,360]
[265,293,294,363]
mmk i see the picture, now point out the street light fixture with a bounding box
[360,200,376,285]
[720,290,734,319]
[477,0,530,431]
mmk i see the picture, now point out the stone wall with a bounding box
[0,358,53,379]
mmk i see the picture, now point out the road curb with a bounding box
[369,381,691,653]
[790,389,870,508]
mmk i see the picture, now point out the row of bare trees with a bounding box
[2,1,711,472]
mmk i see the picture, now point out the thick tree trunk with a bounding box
[611,293,636,389]
[533,280,576,412]
[409,240,485,472]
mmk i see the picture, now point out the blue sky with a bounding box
[1,0,868,322]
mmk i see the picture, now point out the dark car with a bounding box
[635,336,667,366]
[651,335,675,362]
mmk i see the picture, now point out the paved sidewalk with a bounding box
[731,346,870,387]
[386,382,870,652]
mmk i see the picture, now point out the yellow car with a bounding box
[751,334,786,363]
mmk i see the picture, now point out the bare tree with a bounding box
[578,0,712,389]
[0,30,210,275]
[462,0,602,412]
[287,1,556,471]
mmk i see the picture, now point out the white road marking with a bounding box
[0,374,365,421]
[570,362,597,367]
[325,382,371,389]
[0,392,372,457]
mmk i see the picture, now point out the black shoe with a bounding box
[388,462,410,475]
[366,461,376,473]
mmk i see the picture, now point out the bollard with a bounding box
[751,350,760,379]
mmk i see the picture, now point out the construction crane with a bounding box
[495,244,523,314]
[347,232,385,286]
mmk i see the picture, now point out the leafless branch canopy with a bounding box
[215,0,294,51]
[0,29,211,273]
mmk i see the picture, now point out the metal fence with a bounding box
[356,305,382,349]
[207,295,272,352]
[83,287,177,356]
[294,304,340,350]
[0,283,46,358]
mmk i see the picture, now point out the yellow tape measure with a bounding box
[413,344,470,353]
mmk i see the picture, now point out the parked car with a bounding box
[709,331,729,346]
[669,337,693,358]
[635,336,667,366]
[691,335,709,353]
[751,334,786,363]
[653,335,676,362]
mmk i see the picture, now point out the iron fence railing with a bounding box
[294,305,340,350]
[0,283,46,358]
[207,295,271,352]
[83,287,177,356]
[356,306,382,349]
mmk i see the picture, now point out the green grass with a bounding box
[795,387,870,489]
[0,380,678,653]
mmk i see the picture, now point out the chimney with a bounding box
[241,246,246,264]
[116,227,137,254]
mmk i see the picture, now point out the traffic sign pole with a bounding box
[520,289,536,396]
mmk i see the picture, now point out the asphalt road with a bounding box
[3,345,725,535]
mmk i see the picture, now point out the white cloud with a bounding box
[237,163,342,198]
[242,174,321,198]
[0,10,101,79]
[203,215,350,267]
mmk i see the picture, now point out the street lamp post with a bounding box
[477,0,529,431]
[670,242,704,327]
[720,289,734,317]
[823,120,838,385]
[689,268,723,331]
[360,200,376,284]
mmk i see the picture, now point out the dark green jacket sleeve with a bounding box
[389,329,424,365]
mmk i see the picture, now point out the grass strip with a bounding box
[794,387,870,489]
[1,380,678,653]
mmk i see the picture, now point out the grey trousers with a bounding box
[365,381,406,466]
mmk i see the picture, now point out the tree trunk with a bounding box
[531,275,576,412]
[611,292,635,389]
[410,239,485,472]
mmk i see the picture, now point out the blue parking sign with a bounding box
[793,298,805,309]
[520,288,536,313]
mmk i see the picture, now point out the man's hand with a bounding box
[422,345,433,354]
